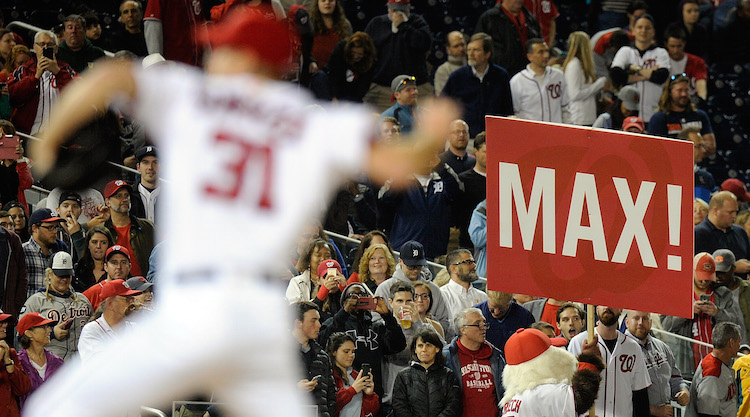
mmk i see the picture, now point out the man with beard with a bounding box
[22,209,68,299]
[102,180,155,278]
[713,249,750,343]
[129,146,161,225]
[625,310,690,416]
[475,290,534,350]
[568,305,651,417]
[647,74,715,154]
[440,249,487,320]
[556,302,585,346]
[83,245,133,310]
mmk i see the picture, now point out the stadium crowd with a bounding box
[1,0,750,416]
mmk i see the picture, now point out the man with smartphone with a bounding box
[8,30,76,135]
[292,302,336,417]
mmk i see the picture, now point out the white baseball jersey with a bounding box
[501,383,576,417]
[510,65,569,123]
[610,45,670,123]
[568,329,652,417]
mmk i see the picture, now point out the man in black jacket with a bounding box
[293,302,337,417]
[475,0,542,76]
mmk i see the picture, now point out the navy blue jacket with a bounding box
[475,300,535,351]
[442,64,513,137]
[365,14,432,86]
[694,217,750,261]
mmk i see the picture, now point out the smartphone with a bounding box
[61,318,74,330]
[311,375,321,382]
[699,294,710,303]
[43,47,54,60]
[0,135,19,160]
[327,268,337,278]
[360,363,371,377]
[355,296,377,311]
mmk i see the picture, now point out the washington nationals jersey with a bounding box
[686,353,738,417]
[128,64,373,286]
[501,383,576,417]
[669,53,707,98]
[611,45,670,123]
[510,65,569,123]
[568,329,652,417]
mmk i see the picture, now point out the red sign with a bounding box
[486,117,693,318]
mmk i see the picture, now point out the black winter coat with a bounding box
[475,5,541,76]
[302,340,337,417]
[391,362,461,417]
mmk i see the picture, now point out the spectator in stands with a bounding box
[713,249,750,343]
[0,120,32,208]
[476,291,535,350]
[664,27,707,101]
[374,241,453,337]
[363,0,433,112]
[609,13,670,124]
[391,328,461,417]
[434,31,467,95]
[326,332,380,417]
[530,321,556,338]
[556,302,584,345]
[352,243,395,293]
[719,178,750,211]
[592,84,640,129]
[319,282,407,398]
[129,146,160,224]
[102,179,155,278]
[661,253,744,378]
[348,230,394,282]
[511,38,570,123]
[20,252,93,361]
[475,0,542,76]
[144,0,205,66]
[15,313,63,410]
[126,276,153,312]
[78,279,140,363]
[439,120,475,174]
[310,0,352,69]
[442,33,513,137]
[624,310,691,414]
[3,202,28,243]
[524,0,558,47]
[0,309,30,417]
[311,259,347,322]
[738,210,750,240]
[115,0,148,57]
[378,149,463,260]
[596,0,637,31]
[666,0,709,60]
[84,14,103,49]
[522,297,565,334]
[3,45,31,77]
[8,30,76,136]
[563,31,608,126]
[622,116,645,133]
[695,191,750,275]
[685,322,741,416]
[0,211,11,231]
[412,281,445,338]
[694,198,709,226]
[22,209,68,299]
[456,133,486,251]
[286,238,334,303]
[46,187,108,229]
[73,226,114,292]
[292,301,336,417]
[592,29,632,78]
[0,29,15,117]
[0,208,24,346]
[680,127,715,202]
[443,307,505,417]
[324,31,375,103]
[0,29,16,71]
[55,191,86,263]
[714,0,750,63]
[379,116,401,143]
[648,74,714,148]
[83,245,133,310]
[56,15,105,74]
[469,199,489,274]
[440,249,487,320]
[381,74,419,134]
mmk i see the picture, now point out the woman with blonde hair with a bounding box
[20,252,93,361]
[3,44,31,75]
[563,31,607,125]
[355,243,396,293]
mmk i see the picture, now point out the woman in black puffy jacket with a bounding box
[391,328,461,417]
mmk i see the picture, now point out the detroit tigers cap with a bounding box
[617,85,640,111]
[29,208,63,225]
[51,252,74,277]
[712,249,736,273]
[100,279,142,300]
[693,252,717,281]
[399,241,427,267]
[126,276,153,292]
[0,308,11,322]
[316,259,343,278]
[16,313,55,335]
[197,6,292,72]
[504,328,552,365]
[103,179,133,199]
[387,0,410,12]
[105,245,131,262]
[720,178,750,202]
[135,146,159,163]
[622,116,645,132]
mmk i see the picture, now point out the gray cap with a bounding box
[712,249,736,273]
[617,86,640,111]
[391,74,416,93]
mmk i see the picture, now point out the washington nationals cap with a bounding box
[622,116,645,132]
[105,245,131,262]
[103,179,133,199]
[388,0,410,12]
[0,308,11,322]
[712,249,736,273]
[51,252,74,277]
[29,208,63,225]
[100,279,142,300]
[505,328,552,365]
[399,241,426,267]
[16,313,55,335]
[693,252,717,281]
[316,259,343,278]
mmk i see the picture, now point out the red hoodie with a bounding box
[456,339,498,417]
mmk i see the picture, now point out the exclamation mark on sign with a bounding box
[667,184,682,271]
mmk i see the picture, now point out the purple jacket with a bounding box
[16,349,64,409]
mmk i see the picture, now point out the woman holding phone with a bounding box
[327,332,379,417]
[391,328,461,417]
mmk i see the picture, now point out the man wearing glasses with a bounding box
[443,307,505,417]
[22,208,69,299]
[8,30,76,135]
[440,248,488,320]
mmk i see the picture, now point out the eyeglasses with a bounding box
[35,42,55,48]
[452,259,476,266]
[464,321,490,329]
[0,221,12,228]
[38,224,59,231]
[414,293,431,300]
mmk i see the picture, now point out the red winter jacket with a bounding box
[8,58,75,134]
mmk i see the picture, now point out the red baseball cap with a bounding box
[316,259,343,278]
[103,179,133,199]
[100,279,142,300]
[197,6,292,72]
[622,116,645,132]
[16,313,55,335]
[0,309,11,322]
[693,252,717,281]
[720,178,750,202]
[504,328,551,365]
[105,245,131,262]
